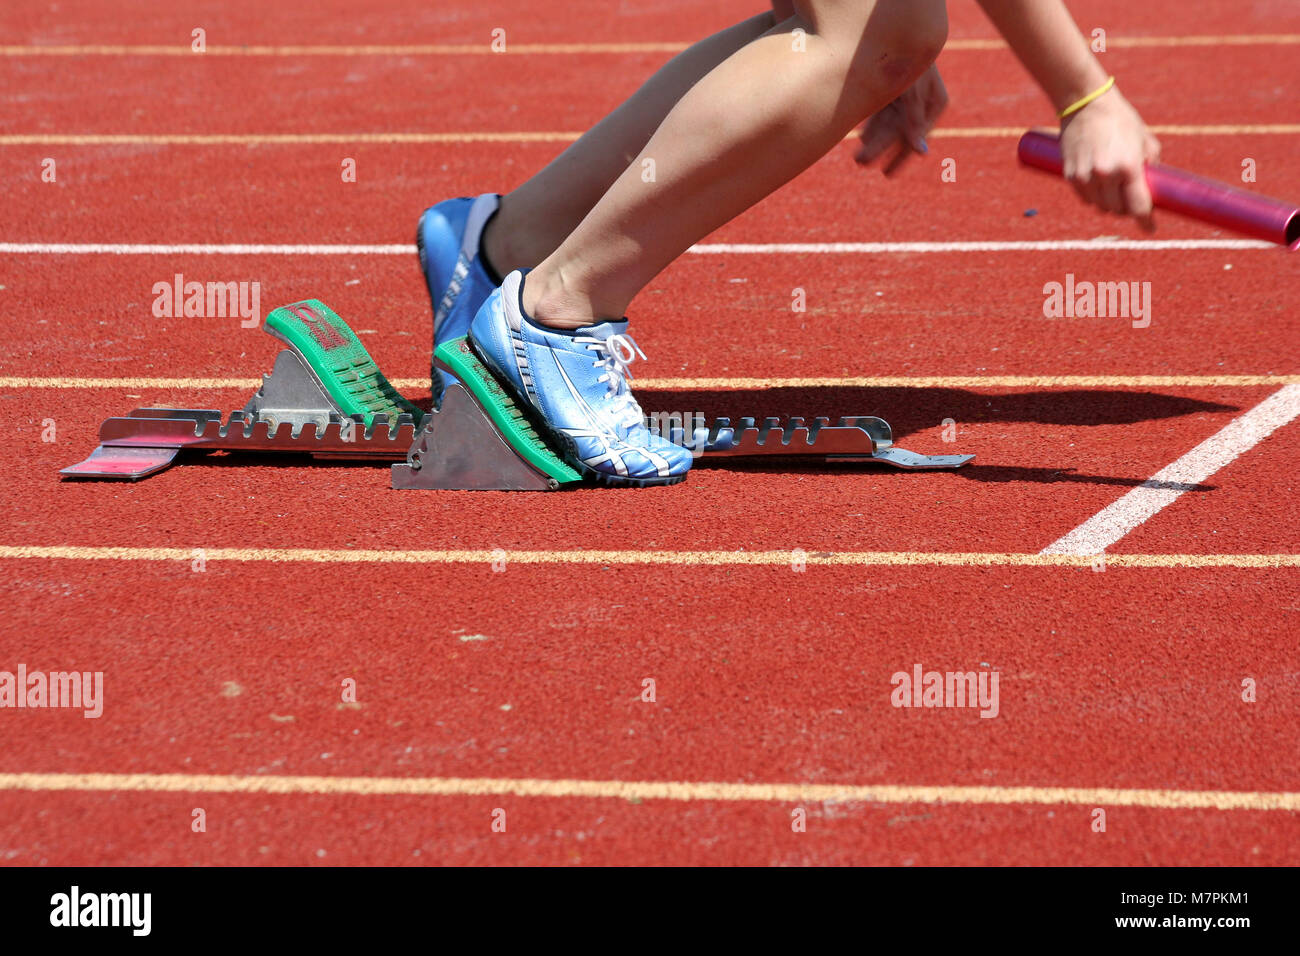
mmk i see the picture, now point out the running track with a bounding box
[0,0,1297,865]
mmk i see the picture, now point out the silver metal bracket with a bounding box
[60,349,423,480]
[391,383,560,491]
[242,347,342,433]
[686,415,974,470]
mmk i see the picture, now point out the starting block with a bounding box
[61,300,974,489]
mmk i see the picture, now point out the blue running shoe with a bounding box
[469,270,693,487]
[416,192,501,402]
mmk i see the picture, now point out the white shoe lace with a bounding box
[578,332,648,432]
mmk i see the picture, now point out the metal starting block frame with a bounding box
[62,343,975,488]
[61,347,422,480]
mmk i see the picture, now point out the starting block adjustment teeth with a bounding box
[694,414,974,469]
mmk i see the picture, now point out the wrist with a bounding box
[1051,64,1113,115]
[1057,75,1116,120]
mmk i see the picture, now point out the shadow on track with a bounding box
[642,387,1237,490]
[146,389,1236,491]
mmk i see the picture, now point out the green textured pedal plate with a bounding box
[264,299,421,427]
[433,337,581,485]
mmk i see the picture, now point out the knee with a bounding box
[898,0,949,63]
[865,0,948,88]
[810,0,948,91]
[900,0,949,68]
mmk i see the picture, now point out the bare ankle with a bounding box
[521,265,599,330]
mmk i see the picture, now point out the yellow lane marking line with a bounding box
[932,124,1300,138]
[636,375,1300,389]
[0,772,1296,810]
[0,546,1295,569]
[0,44,689,55]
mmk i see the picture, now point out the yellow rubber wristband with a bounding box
[1058,76,1116,119]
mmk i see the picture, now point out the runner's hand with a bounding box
[1059,85,1162,229]
[855,64,949,176]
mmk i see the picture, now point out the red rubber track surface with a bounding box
[2,251,1295,378]
[7,385,1294,554]
[2,563,1297,865]
[1,0,1297,866]
[6,0,1300,44]
[2,47,1297,135]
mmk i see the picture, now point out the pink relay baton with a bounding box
[1017,130,1300,250]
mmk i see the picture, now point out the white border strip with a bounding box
[1043,384,1300,555]
[0,239,1275,256]
[691,240,1274,253]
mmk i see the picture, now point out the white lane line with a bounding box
[0,239,1274,256]
[689,240,1274,253]
[0,243,414,255]
[1042,385,1300,555]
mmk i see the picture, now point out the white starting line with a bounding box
[0,239,1276,256]
[1043,384,1300,555]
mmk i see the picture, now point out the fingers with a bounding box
[855,127,895,165]
[903,67,947,155]
[1067,134,1158,220]
[1069,163,1157,232]
[926,69,950,123]
[887,81,938,176]
[1097,170,1125,215]
[902,86,931,153]
[857,67,947,173]
[856,66,947,172]
[1144,131,1163,164]
[855,103,902,165]
[1065,159,1101,209]
[1122,167,1157,232]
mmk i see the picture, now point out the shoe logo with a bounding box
[551,359,672,478]
[434,255,470,333]
[509,326,536,400]
[286,302,347,351]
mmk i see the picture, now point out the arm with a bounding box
[977,0,1162,224]
[976,0,1107,112]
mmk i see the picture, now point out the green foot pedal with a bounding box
[391,337,582,491]
[263,299,422,427]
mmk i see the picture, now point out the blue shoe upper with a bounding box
[469,270,693,483]
[417,193,500,400]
